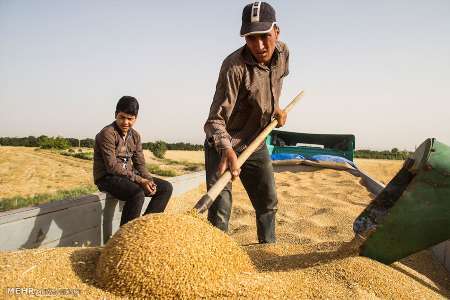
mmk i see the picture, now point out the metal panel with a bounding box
[0,171,205,250]
[0,200,103,249]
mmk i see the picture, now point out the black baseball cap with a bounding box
[240,2,277,36]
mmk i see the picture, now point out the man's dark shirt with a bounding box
[93,122,152,184]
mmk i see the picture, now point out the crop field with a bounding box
[0,147,204,211]
[0,147,93,199]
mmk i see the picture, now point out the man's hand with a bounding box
[274,107,287,128]
[139,178,157,196]
[217,148,240,180]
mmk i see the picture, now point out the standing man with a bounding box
[204,2,289,243]
[94,96,173,226]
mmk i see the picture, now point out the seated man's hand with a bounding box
[274,107,287,128]
[139,178,157,196]
[218,148,240,181]
[147,181,157,195]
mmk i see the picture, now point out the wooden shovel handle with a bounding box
[194,90,304,213]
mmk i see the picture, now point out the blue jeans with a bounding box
[205,141,277,243]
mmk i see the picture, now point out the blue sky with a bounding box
[1,0,449,150]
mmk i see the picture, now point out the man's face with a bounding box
[115,112,137,135]
[245,27,279,65]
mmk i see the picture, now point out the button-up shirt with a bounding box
[93,122,152,183]
[204,41,289,152]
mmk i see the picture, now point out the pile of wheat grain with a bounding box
[0,247,118,299]
[95,213,256,298]
[1,165,448,299]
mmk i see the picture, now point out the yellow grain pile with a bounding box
[245,242,449,299]
[0,247,119,299]
[165,166,450,299]
[95,213,255,298]
[0,245,303,299]
[1,163,449,299]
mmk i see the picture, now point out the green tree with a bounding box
[80,138,95,148]
[38,136,53,149]
[150,140,167,158]
[53,136,71,149]
[39,136,70,150]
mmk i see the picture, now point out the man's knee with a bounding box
[157,179,173,196]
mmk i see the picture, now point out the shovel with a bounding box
[194,90,304,213]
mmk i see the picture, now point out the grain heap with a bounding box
[0,247,119,299]
[0,244,280,299]
[169,166,450,299]
[95,213,255,298]
[1,162,449,299]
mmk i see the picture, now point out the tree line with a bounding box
[0,136,95,149]
[354,148,412,160]
[0,136,412,160]
[0,136,203,152]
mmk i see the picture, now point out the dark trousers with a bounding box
[205,142,278,243]
[96,175,173,226]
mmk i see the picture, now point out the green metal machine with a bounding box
[353,138,450,264]
[266,130,355,161]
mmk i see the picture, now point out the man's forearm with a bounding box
[135,167,153,181]
[132,151,153,181]
[204,120,233,151]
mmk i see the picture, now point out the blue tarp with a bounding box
[310,154,355,167]
[271,153,305,161]
[272,153,355,168]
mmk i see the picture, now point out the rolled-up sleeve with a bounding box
[283,45,290,77]
[204,62,243,151]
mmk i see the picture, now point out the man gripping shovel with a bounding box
[201,1,300,244]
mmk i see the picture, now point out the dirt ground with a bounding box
[354,158,404,185]
[143,150,204,175]
[0,147,93,199]
[0,148,204,199]
[164,150,204,164]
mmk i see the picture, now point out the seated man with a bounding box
[93,96,173,226]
